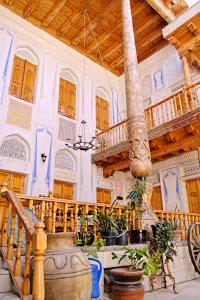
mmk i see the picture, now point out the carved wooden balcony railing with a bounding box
[9,191,200,242]
[0,186,47,300]
[97,80,200,152]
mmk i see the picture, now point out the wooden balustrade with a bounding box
[15,193,200,241]
[97,80,200,151]
[0,185,47,300]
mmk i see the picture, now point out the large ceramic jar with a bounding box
[44,232,92,300]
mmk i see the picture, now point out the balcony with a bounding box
[93,80,200,177]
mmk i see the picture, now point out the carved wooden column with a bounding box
[121,0,152,178]
[182,56,192,87]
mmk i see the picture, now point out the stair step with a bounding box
[0,292,20,300]
[0,267,14,293]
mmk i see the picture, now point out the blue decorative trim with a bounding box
[0,27,14,105]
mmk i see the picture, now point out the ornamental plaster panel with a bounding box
[0,137,27,161]
[152,150,198,173]
[163,2,200,37]
[182,163,200,177]
[54,168,77,183]
[55,150,74,171]
[0,157,29,173]
[7,99,32,129]
[58,118,76,143]
[97,179,113,189]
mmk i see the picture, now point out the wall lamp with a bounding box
[41,153,47,162]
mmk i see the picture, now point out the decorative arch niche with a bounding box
[15,46,39,65]
[0,135,30,161]
[55,149,77,172]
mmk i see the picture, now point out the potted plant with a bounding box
[115,212,129,245]
[93,197,123,246]
[76,215,95,246]
[150,220,178,293]
[127,177,147,244]
[94,209,118,246]
[111,247,161,300]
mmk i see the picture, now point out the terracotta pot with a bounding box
[111,268,144,300]
[44,232,92,300]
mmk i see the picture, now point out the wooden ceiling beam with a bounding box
[86,20,121,55]
[71,0,120,46]
[57,0,96,37]
[145,0,175,23]
[151,134,200,159]
[179,34,200,56]
[85,1,148,54]
[41,0,68,28]
[139,29,162,48]
[23,0,40,19]
[101,41,123,59]
[3,0,14,6]
[187,22,199,36]
[134,14,161,36]
[109,55,124,69]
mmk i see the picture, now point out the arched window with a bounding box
[0,135,30,161]
[9,47,38,103]
[55,149,76,172]
[58,69,78,119]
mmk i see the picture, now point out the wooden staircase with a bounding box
[0,254,20,299]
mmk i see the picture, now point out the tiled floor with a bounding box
[144,279,200,300]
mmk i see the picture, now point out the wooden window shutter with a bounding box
[96,188,103,203]
[10,173,25,194]
[101,99,109,130]
[58,78,68,115]
[9,55,25,98]
[103,190,111,204]
[53,180,63,199]
[67,81,76,119]
[96,96,102,130]
[63,183,73,200]
[21,60,36,102]
[151,187,163,210]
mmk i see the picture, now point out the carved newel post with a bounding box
[122,0,152,177]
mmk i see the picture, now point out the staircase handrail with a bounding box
[0,184,47,300]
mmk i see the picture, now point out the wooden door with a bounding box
[0,170,25,193]
[186,179,200,214]
[53,180,73,200]
[151,186,163,210]
[96,188,111,204]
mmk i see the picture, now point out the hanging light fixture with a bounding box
[65,120,100,151]
[66,9,100,152]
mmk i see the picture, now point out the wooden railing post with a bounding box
[0,183,9,231]
[32,222,47,300]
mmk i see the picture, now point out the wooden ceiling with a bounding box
[93,107,200,177]
[0,0,187,76]
[166,13,200,70]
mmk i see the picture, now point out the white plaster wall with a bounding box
[0,5,199,209]
[0,6,118,199]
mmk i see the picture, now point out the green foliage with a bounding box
[93,209,118,233]
[112,247,161,275]
[127,177,147,211]
[87,238,106,258]
[154,221,177,262]
[115,213,128,231]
